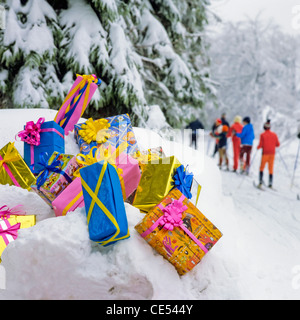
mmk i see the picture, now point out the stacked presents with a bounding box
[0,74,222,276]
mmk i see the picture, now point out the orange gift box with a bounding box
[135,188,223,275]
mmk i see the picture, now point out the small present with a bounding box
[52,177,84,217]
[132,147,165,172]
[17,117,65,173]
[54,74,102,135]
[135,188,222,275]
[80,161,130,246]
[31,152,79,207]
[74,113,139,156]
[0,211,36,262]
[0,142,36,190]
[132,156,182,213]
[77,143,141,200]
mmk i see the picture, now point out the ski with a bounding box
[253,181,265,191]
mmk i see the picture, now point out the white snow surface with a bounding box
[0,109,299,300]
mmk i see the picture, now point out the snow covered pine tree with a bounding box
[0,0,215,127]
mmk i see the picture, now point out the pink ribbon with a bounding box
[0,205,26,219]
[141,195,208,254]
[17,118,45,146]
[17,118,64,169]
[0,221,21,245]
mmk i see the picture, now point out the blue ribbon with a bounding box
[61,78,102,129]
[33,152,73,189]
[173,165,193,199]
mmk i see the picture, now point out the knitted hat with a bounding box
[243,116,251,124]
[264,119,271,130]
[216,118,222,124]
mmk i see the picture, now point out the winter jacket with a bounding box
[236,123,255,146]
[213,124,229,148]
[257,129,280,155]
[227,122,243,144]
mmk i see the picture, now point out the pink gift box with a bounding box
[54,74,101,135]
[114,150,141,200]
[52,177,85,217]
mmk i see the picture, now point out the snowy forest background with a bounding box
[0,0,299,137]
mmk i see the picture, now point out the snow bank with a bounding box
[0,109,243,300]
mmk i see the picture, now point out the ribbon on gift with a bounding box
[173,165,193,200]
[141,194,208,254]
[76,142,128,199]
[0,142,23,187]
[34,152,73,189]
[0,205,26,219]
[81,161,130,246]
[78,118,111,144]
[17,118,65,169]
[0,220,21,246]
[55,74,102,130]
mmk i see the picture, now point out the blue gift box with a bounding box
[74,113,139,155]
[24,121,65,173]
[80,161,130,246]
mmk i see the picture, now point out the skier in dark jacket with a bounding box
[211,118,229,170]
[186,119,204,149]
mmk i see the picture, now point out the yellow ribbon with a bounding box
[0,142,22,172]
[78,118,111,144]
[55,74,98,127]
[81,161,130,246]
[76,142,129,199]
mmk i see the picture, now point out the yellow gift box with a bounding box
[132,156,182,213]
[135,188,223,275]
[0,142,36,190]
[0,215,36,262]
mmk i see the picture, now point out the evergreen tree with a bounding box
[0,0,215,127]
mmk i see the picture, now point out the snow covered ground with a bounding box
[0,108,299,300]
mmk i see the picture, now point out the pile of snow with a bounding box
[0,108,299,300]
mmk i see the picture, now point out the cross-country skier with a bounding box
[257,119,280,189]
[211,118,229,170]
[227,115,243,172]
[234,116,255,174]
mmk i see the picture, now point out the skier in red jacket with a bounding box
[227,115,243,172]
[257,120,280,188]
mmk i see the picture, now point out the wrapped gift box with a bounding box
[132,156,182,213]
[19,118,65,173]
[54,74,101,135]
[31,152,79,207]
[135,188,223,275]
[0,142,36,190]
[52,177,84,217]
[74,114,139,156]
[0,215,36,262]
[80,161,130,246]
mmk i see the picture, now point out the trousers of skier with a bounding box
[227,115,243,172]
[257,120,280,188]
[235,116,255,174]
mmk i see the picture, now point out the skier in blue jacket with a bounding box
[233,116,255,174]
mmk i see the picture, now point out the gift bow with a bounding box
[17,118,45,146]
[173,165,193,199]
[0,205,26,219]
[0,222,21,239]
[0,143,22,172]
[159,199,188,231]
[78,118,111,144]
[34,152,73,189]
[141,195,208,254]
[132,150,160,164]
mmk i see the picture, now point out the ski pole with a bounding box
[291,139,300,189]
[278,149,291,178]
